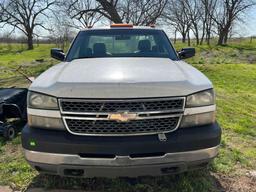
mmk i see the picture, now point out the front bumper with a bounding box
[25,146,218,177]
[22,122,221,177]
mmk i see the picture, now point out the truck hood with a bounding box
[30,58,212,98]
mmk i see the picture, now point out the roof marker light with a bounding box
[110,23,133,28]
[149,24,156,28]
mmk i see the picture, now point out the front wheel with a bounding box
[3,125,16,140]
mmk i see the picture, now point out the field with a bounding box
[0,40,256,191]
[0,44,57,88]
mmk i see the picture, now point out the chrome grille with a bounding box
[60,97,184,136]
[65,117,180,135]
[60,98,184,113]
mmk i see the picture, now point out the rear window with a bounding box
[66,29,178,61]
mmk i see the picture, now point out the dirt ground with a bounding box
[214,173,256,192]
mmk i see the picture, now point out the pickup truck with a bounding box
[22,24,221,177]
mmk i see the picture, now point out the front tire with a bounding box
[3,125,16,140]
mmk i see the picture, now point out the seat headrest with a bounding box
[138,40,151,52]
[93,43,106,56]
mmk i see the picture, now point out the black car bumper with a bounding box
[22,123,221,177]
[22,122,221,155]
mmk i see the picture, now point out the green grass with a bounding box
[174,39,256,65]
[197,64,256,173]
[0,41,256,191]
[0,44,55,66]
[0,44,57,82]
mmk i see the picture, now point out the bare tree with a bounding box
[120,0,167,25]
[164,0,191,43]
[65,0,102,28]
[183,0,203,45]
[49,11,76,50]
[163,0,255,45]
[210,0,256,45]
[67,0,167,25]
[69,0,122,23]
[65,0,122,23]
[96,0,123,23]
[200,0,218,45]
[0,0,55,50]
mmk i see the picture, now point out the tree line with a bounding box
[0,0,255,50]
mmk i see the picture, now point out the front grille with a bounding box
[60,97,184,136]
[65,117,180,135]
[60,98,184,113]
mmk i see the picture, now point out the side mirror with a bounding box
[178,48,195,59]
[51,48,65,61]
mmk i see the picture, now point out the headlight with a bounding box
[186,89,215,107]
[28,91,58,109]
[180,111,216,128]
[28,115,65,130]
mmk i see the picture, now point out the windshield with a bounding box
[66,29,178,61]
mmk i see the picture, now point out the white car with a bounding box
[22,24,221,177]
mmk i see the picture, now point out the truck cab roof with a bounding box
[80,24,159,31]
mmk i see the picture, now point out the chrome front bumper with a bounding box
[25,146,218,166]
[24,146,219,177]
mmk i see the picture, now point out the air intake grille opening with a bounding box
[65,117,180,135]
[60,98,184,113]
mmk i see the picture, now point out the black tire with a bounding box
[3,125,16,140]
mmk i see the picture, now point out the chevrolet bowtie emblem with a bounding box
[109,112,137,122]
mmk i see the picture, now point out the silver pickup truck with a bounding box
[22,24,221,177]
